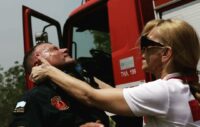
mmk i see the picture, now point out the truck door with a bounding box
[22,5,63,89]
[63,0,155,88]
[63,0,115,87]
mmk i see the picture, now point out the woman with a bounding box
[30,19,200,126]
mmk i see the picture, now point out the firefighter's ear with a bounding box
[161,47,172,63]
[33,60,40,66]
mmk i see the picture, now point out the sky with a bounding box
[0,0,82,70]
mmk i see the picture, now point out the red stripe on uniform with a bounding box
[189,100,200,121]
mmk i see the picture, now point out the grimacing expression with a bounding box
[34,43,75,67]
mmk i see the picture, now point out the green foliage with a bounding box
[0,61,25,127]
[90,30,111,53]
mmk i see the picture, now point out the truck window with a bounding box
[72,27,114,86]
[72,28,111,58]
[31,17,60,47]
[69,2,114,85]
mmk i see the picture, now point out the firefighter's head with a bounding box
[140,19,200,78]
[23,42,75,74]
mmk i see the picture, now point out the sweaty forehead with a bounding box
[35,43,54,53]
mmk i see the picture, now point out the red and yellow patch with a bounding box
[51,96,69,111]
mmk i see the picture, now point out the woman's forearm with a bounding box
[47,65,96,105]
[46,66,133,116]
[94,77,113,89]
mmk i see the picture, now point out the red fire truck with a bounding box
[22,0,199,126]
[23,0,154,89]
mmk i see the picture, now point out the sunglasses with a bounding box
[140,35,165,51]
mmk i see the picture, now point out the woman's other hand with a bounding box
[80,121,104,127]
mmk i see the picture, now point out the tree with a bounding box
[0,61,25,127]
[90,30,111,53]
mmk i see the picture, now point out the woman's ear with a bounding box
[161,47,172,63]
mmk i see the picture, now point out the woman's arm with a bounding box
[94,77,113,89]
[30,58,133,116]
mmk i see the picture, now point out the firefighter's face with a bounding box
[35,43,75,67]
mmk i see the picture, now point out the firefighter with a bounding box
[9,42,110,127]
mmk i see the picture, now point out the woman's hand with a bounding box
[30,56,52,83]
[80,120,104,127]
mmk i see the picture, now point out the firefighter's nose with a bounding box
[60,48,68,53]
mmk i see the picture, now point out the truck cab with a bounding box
[23,0,154,89]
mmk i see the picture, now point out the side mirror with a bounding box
[35,24,52,43]
[35,31,48,43]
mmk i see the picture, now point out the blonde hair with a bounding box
[155,19,200,73]
[141,19,161,35]
[137,19,162,48]
[151,19,200,100]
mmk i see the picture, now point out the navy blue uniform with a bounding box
[10,65,109,127]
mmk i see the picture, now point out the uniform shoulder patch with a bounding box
[13,101,26,114]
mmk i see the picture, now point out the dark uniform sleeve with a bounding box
[9,93,42,127]
[70,64,110,126]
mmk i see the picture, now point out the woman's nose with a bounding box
[141,51,146,58]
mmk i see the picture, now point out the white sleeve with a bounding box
[123,80,169,117]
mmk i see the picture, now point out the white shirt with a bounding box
[123,73,200,127]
